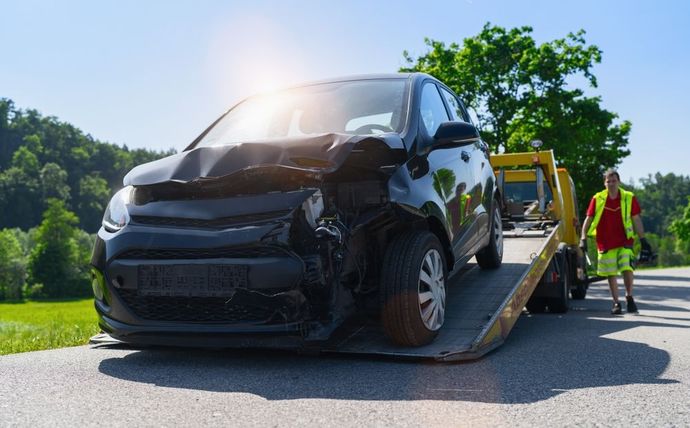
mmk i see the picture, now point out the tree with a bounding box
[401,24,631,213]
[0,229,26,300]
[633,173,690,236]
[40,162,71,203]
[0,167,41,229]
[28,199,89,298]
[0,98,175,231]
[623,173,690,268]
[74,229,96,283]
[0,146,43,228]
[647,233,690,267]
[0,99,16,167]
[670,196,690,243]
[76,174,110,232]
[11,146,40,175]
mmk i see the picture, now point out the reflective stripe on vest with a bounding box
[588,188,635,239]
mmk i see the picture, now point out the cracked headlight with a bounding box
[102,186,133,232]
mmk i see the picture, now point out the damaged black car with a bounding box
[91,73,503,348]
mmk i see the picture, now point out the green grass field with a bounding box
[0,299,100,355]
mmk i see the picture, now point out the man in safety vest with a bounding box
[580,169,652,314]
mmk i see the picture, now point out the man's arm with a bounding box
[579,215,593,252]
[581,216,594,241]
[633,214,652,257]
[632,214,645,238]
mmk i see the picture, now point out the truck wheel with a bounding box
[476,201,503,269]
[526,297,547,314]
[380,230,447,346]
[571,252,587,299]
[571,281,587,300]
[548,257,570,313]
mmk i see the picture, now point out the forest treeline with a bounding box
[0,98,174,300]
[0,98,175,232]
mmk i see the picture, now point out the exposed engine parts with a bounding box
[314,219,343,243]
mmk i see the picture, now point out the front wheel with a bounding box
[476,201,503,269]
[380,230,447,346]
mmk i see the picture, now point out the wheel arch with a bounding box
[425,215,454,271]
[386,201,455,272]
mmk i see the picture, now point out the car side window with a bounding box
[457,101,472,123]
[420,83,449,136]
[440,87,465,122]
[467,107,480,126]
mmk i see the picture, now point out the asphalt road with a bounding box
[2,267,689,427]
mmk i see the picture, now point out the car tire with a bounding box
[548,256,570,313]
[476,200,503,269]
[380,230,447,346]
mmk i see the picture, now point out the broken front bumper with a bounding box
[90,193,341,345]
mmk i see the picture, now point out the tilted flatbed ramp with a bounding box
[326,226,561,361]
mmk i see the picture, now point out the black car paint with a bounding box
[91,73,497,346]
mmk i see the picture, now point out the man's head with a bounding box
[603,168,620,194]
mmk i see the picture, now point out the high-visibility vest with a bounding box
[588,187,635,239]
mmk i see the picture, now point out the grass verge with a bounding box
[0,299,100,356]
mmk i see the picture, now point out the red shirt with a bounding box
[586,193,640,251]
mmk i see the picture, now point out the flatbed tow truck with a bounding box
[92,148,586,362]
[322,148,586,361]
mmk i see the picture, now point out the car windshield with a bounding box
[195,78,409,148]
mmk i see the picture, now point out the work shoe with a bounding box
[626,296,639,314]
[611,301,623,315]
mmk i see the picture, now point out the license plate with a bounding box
[137,264,248,297]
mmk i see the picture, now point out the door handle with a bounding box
[461,151,470,162]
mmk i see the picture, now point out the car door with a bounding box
[419,81,476,258]
[439,86,492,240]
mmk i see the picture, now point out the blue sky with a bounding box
[2,0,689,184]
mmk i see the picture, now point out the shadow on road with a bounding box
[587,278,690,305]
[97,302,687,404]
[635,274,690,283]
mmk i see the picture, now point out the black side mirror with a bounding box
[433,121,480,148]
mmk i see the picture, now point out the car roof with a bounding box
[281,72,435,90]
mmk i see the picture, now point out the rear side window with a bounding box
[440,88,466,122]
[420,83,449,136]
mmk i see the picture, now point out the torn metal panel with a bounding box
[124,133,407,187]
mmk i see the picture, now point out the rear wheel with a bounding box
[571,254,588,299]
[476,201,503,269]
[548,256,570,313]
[526,297,547,314]
[571,280,587,300]
[380,230,447,346]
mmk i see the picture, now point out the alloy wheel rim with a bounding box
[418,248,445,331]
[494,207,503,256]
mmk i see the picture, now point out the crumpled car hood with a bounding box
[123,133,406,186]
